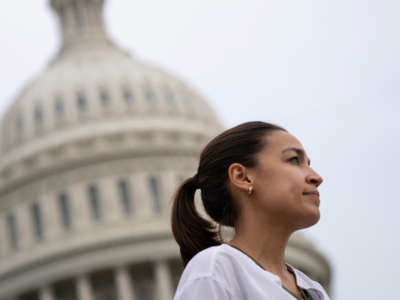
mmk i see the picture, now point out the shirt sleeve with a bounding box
[174,276,236,300]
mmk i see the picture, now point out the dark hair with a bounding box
[171,121,286,266]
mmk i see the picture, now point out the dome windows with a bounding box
[54,97,65,118]
[31,202,44,241]
[144,85,156,104]
[77,91,88,112]
[7,81,212,148]
[118,179,132,216]
[1,172,173,255]
[122,86,134,104]
[148,176,161,213]
[34,104,43,128]
[88,184,102,222]
[99,87,110,106]
[58,191,72,230]
[6,212,19,250]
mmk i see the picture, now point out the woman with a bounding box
[171,121,330,300]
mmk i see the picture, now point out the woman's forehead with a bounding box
[264,130,304,151]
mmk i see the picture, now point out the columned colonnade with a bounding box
[9,259,176,300]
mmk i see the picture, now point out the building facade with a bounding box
[0,1,331,299]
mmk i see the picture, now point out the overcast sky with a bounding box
[1,1,399,299]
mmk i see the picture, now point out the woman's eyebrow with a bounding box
[281,147,311,166]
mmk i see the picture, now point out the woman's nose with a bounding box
[306,169,323,187]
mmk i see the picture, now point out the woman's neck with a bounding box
[228,218,293,278]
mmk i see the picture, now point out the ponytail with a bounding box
[171,175,220,266]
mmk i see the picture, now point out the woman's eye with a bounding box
[289,157,300,164]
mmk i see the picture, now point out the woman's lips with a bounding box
[303,191,320,206]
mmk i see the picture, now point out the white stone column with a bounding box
[70,183,91,230]
[77,274,94,300]
[133,172,151,217]
[42,193,60,240]
[115,266,136,300]
[39,286,55,300]
[99,176,120,222]
[155,260,173,300]
[17,202,34,250]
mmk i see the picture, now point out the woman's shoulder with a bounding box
[181,244,236,280]
[174,244,241,299]
[176,244,242,290]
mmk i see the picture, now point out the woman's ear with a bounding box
[228,163,253,193]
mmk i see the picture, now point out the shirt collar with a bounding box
[287,264,326,299]
[223,244,282,285]
[224,244,327,298]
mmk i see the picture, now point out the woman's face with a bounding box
[249,130,323,230]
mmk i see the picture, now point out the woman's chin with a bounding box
[296,209,320,229]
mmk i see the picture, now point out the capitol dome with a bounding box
[0,1,331,299]
[0,0,221,187]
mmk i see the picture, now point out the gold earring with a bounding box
[248,186,254,195]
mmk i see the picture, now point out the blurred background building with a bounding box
[0,1,331,299]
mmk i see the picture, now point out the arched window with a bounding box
[58,192,72,230]
[118,179,132,215]
[34,104,43,127]
[149,176,161,213]
[54,97,65,117]
[31,202,44,241]
[122,86,134,104]
[99,88,110,106]
[88,184,102,221]
[6,213,19,250]
[77,92,88,111]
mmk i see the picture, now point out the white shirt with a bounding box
[174,244,330,300]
